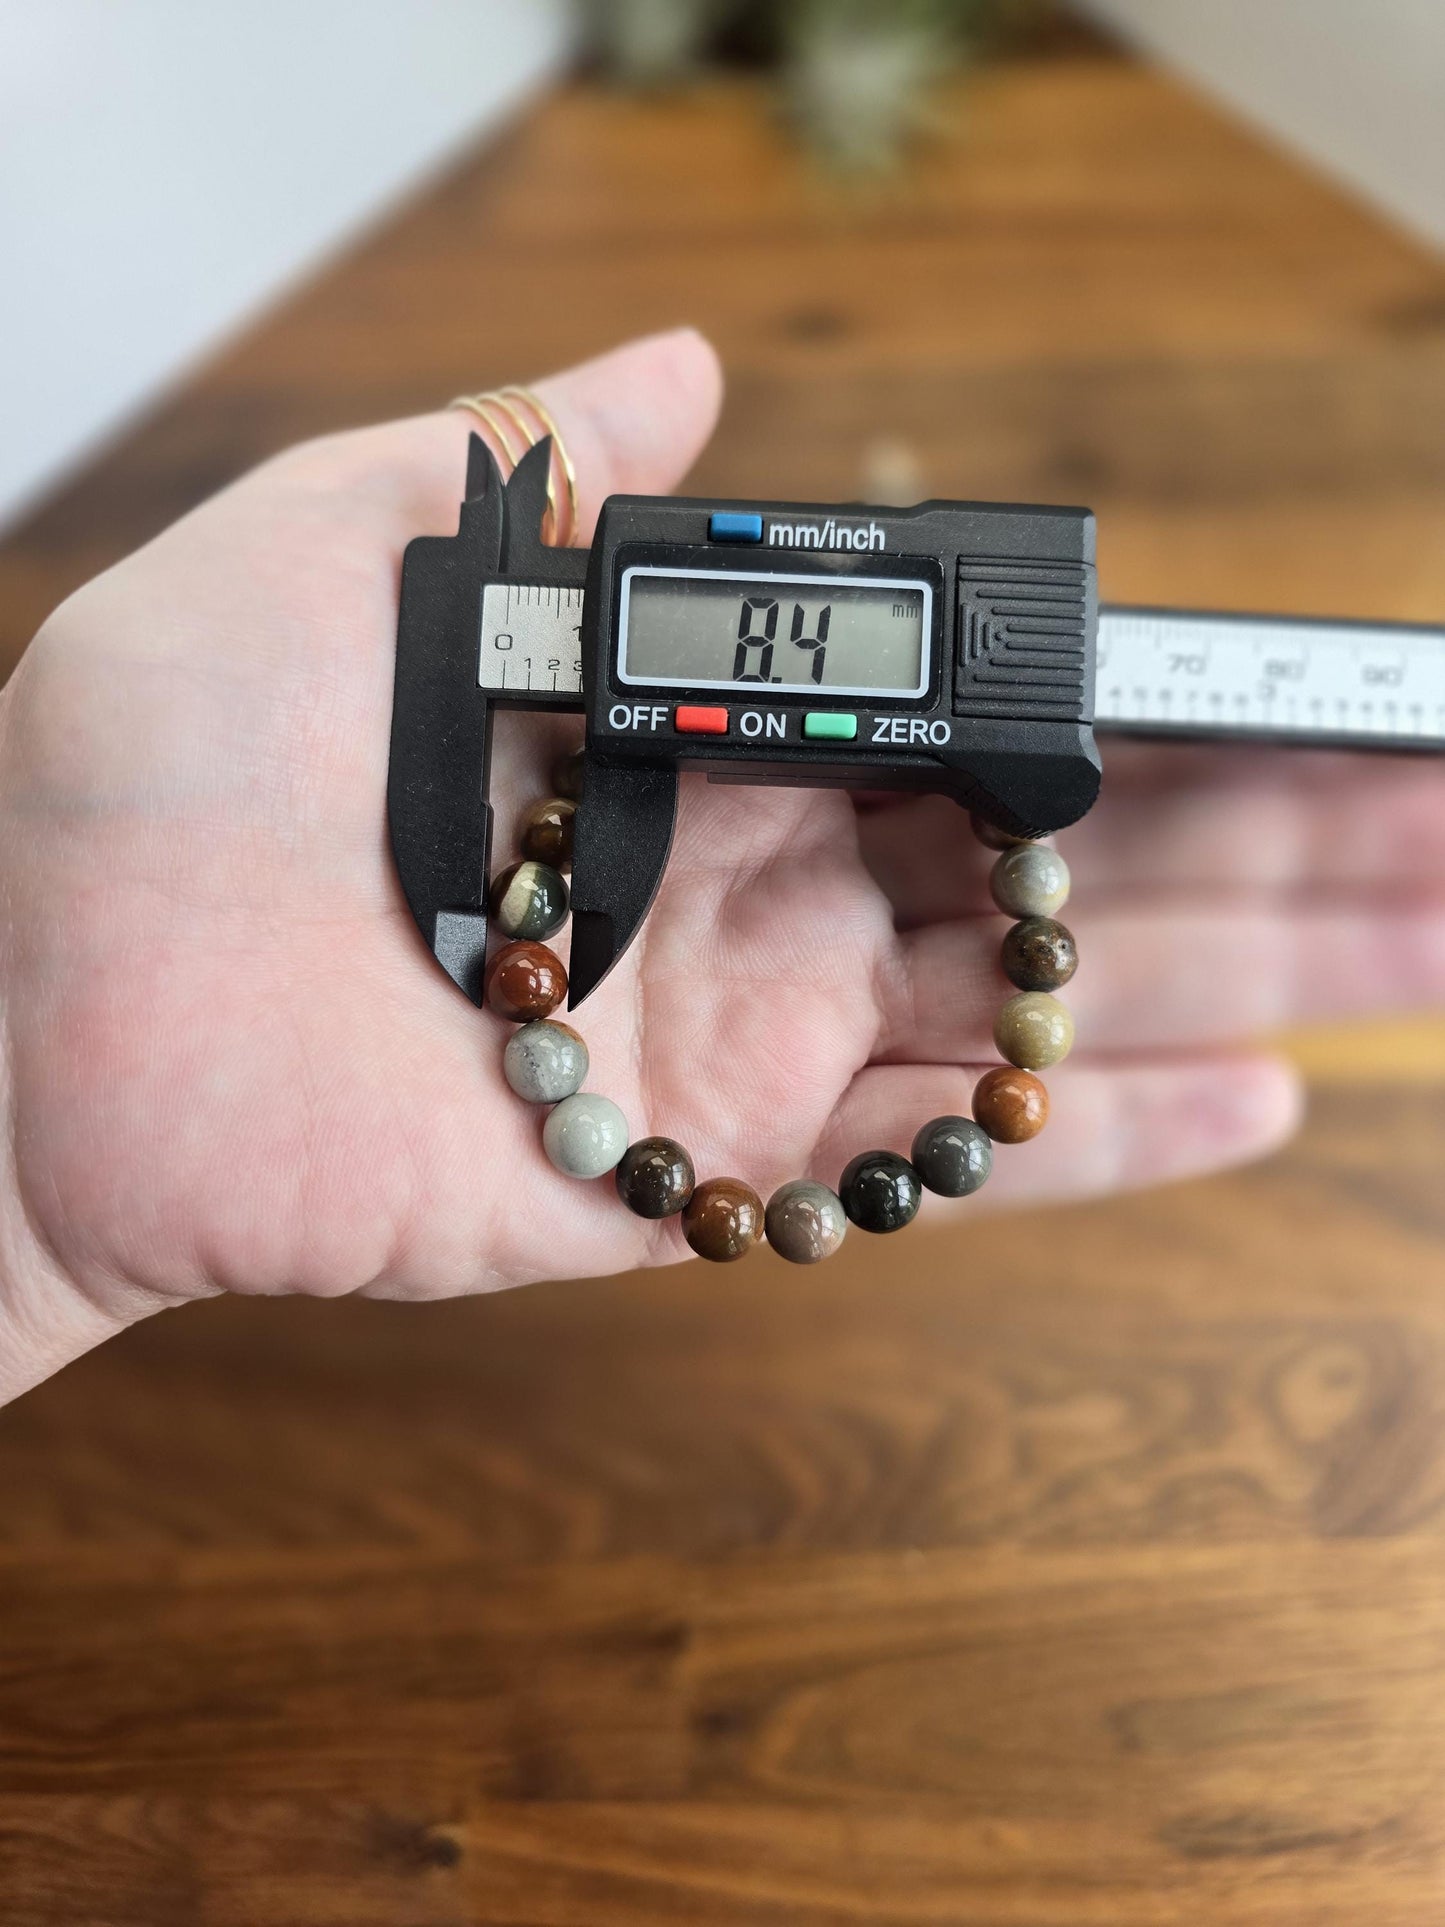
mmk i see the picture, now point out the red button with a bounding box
[674,705,729,735]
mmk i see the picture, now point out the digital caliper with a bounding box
[387,435,1445,1008]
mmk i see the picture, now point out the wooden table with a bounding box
[3,37,1445,1925]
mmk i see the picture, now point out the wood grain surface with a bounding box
[2,35,1444,1925]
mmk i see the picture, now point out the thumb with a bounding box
[525,328,726,539]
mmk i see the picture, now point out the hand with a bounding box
[2,329,1441,1402]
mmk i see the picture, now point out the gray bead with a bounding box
[542,1092,629,1178]
[911,1115,992,1198]
[764,1179,847,1265]
[990,843,1070,919]
[490,860,569,941]
[504,1020,589,1104]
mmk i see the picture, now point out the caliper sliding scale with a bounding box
[388,435,1445,1010]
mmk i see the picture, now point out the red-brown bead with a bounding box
[973,1066,1049,1143]
[682,1177,762,1263]
[484,941,568,1021]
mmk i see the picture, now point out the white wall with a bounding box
[0,0,573,528]
[1080,0,1445,253]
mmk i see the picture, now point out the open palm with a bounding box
[3,330,1442,1399]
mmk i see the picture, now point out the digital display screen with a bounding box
[617,566,931,697]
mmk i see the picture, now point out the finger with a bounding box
[1074,744,1445,902]
[858,748,1445,928]
[281,328,724,542]
[811,1053,1303,1209]
[876,902,1445,1063]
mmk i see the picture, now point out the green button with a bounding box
[803,711,858,742]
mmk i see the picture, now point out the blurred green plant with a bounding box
[579,0,1029,170]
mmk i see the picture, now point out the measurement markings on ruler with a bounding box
[477,580,1444,744]
[479,582,583,694]
[1095,607,1445,747]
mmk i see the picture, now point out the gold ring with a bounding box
[449,386,577,546]
[505,386,579,552]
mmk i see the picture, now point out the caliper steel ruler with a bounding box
[388,436,1445,1009]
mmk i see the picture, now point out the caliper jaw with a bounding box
[387,435,584,1004]
[566,759,679,1008]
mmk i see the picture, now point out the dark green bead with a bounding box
[489,860,568,941]
[1001,916,1078,992]
[910,1116,992,1198]
[838,1151,921,1234]
[615,1136,695,1219]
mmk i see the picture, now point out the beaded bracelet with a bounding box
[482,751,1077,1265]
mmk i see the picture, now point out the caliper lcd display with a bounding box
[618,566,931,697]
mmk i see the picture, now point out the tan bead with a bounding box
[990,843,1070,919]
[520,795,576,868]
[973,1067,1049,1143]
[994,991,1074,1070]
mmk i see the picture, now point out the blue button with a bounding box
[709,510,763,543]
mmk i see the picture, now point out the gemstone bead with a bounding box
[838,1151,922,1233]
[503,1019,589,1103]
[910,1116,992,1198]
[764,1179,848,1265]
[542,1092,629,1178]
[971,812,1035,851]
[552,748,585,801]
[520,796,576,868]
[489,860,569,942]
[994,991,1074,1070]
[973,1066,1049,1143]
[990,843,1070,919]
[683,1178,763,1262]
[485,941,567,1021]
[1001,916,1078,992]
[615,1136,695,1219]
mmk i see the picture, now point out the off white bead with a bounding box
[543,1092,628,1178]
[991,843,1070,919]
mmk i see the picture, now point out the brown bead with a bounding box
[484,941,567,1021]
[1001,916,1077,992]
[682,1177,762,1263]
[551,748,585,801]
[973,1066,1049,1144]
[616,1137,695,1219]
[520,795,577,868]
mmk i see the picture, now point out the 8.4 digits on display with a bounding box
[733,595,830,685]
